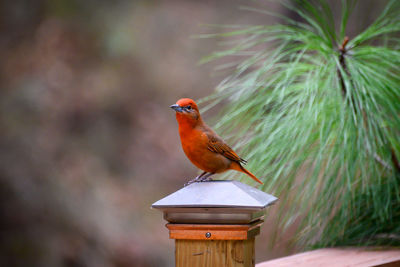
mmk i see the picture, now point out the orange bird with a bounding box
[170,98,263,185]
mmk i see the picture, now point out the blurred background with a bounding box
[0,0,386,266]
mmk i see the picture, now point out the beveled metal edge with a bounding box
[151,198,278,210]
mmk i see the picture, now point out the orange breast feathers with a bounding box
[170,98,263,185]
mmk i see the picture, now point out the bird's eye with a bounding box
[186,106,192,110]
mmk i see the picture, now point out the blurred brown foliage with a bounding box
[0,0,269,266]
[0,0,385,266]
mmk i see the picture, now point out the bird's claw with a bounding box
[199,177,213,182]
[183,180,193,187]
[184,177,200,187]
[184,175,214,187]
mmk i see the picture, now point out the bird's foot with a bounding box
[199,176,213,182]
[183,180,194,187]
[184,172,215,186]
[184,175,203,187]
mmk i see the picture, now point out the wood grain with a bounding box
[167,221,262,240]
[256,248,400,267]
[176,238,255,267]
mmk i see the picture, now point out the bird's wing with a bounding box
[206,134,247,164]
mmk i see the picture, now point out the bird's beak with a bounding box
[170,104,183,113]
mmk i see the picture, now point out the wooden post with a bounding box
[152,180,277,267]
[168,222,262,267]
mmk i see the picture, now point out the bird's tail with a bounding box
[231,163,263,184]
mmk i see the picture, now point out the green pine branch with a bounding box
[201,0,400,248]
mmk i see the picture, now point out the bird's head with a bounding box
[170,98,201,126]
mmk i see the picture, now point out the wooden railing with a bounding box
[257,248,400,267]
